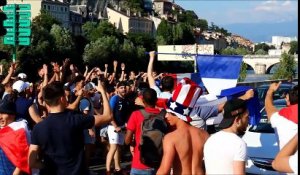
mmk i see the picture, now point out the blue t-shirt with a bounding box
[109,95,131,126]
[31,110,95,175]
[0,147,15,175]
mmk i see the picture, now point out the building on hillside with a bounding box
[197,31,227,51]
[107,7,153,35]
[69,11,83,35]
[153,0,172,20]
[272,36,297,49]
[230,34,254,51]
[6,0,70,29]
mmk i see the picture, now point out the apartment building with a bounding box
[6,0,70,29]
[107,7,153,35]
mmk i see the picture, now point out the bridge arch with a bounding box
[266,63,279,74]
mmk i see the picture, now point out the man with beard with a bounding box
[204,98,249,175]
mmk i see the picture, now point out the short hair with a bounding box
[117,81,127,88]
[43,81,65,106]
[73,75,85,84]
[142,88,157,107]
[161,76,174,92]
[288,85,298,105]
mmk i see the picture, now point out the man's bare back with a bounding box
[157,119,209,175]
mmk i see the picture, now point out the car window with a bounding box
[249,104,286,133]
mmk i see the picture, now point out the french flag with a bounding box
[196,55,243,96]
[165,73,205,90]
[0,120,31,174]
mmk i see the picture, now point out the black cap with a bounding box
[218,99,247,129]
[0,100,16,115]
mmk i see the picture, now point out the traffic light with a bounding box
[0,0,7,36]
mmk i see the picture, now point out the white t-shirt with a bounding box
[151,85,172,99]
[270,112,298,149]
[204,131,247,174]
[289,150,298,174]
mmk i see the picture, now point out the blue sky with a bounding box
[175,0,298,25]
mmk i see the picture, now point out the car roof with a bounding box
[257,83,295,88]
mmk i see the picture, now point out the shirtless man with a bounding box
[156,78,209,175]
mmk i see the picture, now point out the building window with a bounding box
[61,7,63,11]
[65,7,67,12]
[43,5,46,9]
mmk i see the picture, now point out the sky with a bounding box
[175,0,298,25]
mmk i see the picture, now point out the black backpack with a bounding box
[139,108,168,168]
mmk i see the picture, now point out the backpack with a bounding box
[139,108,168,168]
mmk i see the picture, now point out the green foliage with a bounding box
[272,53,297,80]
[126,32,156,50]
[50,24,75,59]
[32,10,61,31]
[254,43,274,53]
[208,22,231,36]
[289,41,298,54]
[238,62,248,82]
[123,0,143,13]
[83,36,120,66]
[156,19,173,44]
[255,49,267,55]
[194,19,208,31]
[221,47,250,55]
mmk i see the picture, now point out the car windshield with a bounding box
[249,102,286,133]
[257,86,291,101]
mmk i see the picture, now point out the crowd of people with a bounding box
[0,51,298,175]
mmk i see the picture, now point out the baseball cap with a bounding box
[12,80,30,93]
[0,100,16,115]
[17,73,27,79]
[218,98,247,129]
[79,98,90,111]
[84,82,96,91]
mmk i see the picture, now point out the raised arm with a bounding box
[94,79,112,126]
[265,82,281,120]
[1,62,16,85]
[272,133,298,173]
[147,51,156,88]
[119,63,126,82]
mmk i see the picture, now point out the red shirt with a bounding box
[126,107,161,169]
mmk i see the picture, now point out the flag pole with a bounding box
[194,43,198,73]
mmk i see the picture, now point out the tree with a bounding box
[289,41,298,54]
[83,36,120,66]
[50,24,75,60]
[272,53,297,80]
[126,32,156,50]
[156,19,173,45]
[195,19,208,31]
[238,62,247,82]
[32,10,61,31]
[255,49,267,55]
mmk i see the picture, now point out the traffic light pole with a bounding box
[13,45,16,62]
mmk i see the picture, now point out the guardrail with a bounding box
[237,78,298,88]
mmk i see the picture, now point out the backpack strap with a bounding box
[140,109,151,120]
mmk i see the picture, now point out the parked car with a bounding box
[256,82,295,107]
[242,99,286,175]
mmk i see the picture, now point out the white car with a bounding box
[242,99,286,175]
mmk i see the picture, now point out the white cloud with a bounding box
[254,0,296,12]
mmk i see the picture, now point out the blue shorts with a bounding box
[130,168,156,175]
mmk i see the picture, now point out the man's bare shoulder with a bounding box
[190,126,209,140]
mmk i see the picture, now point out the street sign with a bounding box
[18,19,30,27]
[18,28,30,36]
[3,35,16,45]
[18,11,31,18]
[18,37,30,46]
[5,12,16,19]
[17,4,31,11]
[2,4,16,11]
[3,19,15,27]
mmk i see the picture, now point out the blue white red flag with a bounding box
[0,120,30,174]
[196,55,243,96]
[219,86,261,125]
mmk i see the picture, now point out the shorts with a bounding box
[107,125,125,145]
[99,125,108,138]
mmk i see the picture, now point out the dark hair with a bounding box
[117,81,127,88]
[73,75,85,85]
[288,85,298,105]
[161,76,174,92]
[43,81,65,106]
[142,88,157,107]
[0,84,5,98]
